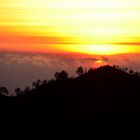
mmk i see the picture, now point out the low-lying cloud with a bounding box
[0,52,140,91]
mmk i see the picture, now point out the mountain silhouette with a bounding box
[0,65,140,138]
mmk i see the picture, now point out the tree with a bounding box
[23,86,30,94]
[76,66,84,76]
[129,69,134,75]
[113,65,120,69]
[32,79,41,89]
[54,70,69,80]
[15,87,23,96]
[0,87,9,95]
[124,67,128,72]
[88,68,94,73]
[42,80,47,85]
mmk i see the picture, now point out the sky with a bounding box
[1,0,140,91]
[1,0,140,54]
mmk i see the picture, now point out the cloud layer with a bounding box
[0,52,140,91]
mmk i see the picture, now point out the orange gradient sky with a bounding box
[1,0,140,55]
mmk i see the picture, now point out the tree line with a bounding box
[0,65,140,96]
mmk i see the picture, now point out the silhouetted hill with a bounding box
[1,65,140,138]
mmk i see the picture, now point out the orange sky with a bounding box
[1,0,140,55]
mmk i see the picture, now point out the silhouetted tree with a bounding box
[113,65,117,68]
[42,79,47,85]
[47,79,55,85]
[32,79,41,89]
[15,87,23,96]
[129,69,134,75]
[0,87,9,95]
[23,86,30,94]
[88,68,94,73]
[124,67,128,72]
[54,70,69,80]
[76,66,84,76]
[114,65,120,69]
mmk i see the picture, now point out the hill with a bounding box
[0,65,140,138]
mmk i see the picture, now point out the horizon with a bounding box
[1,51,140,91]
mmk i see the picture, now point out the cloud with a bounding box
[0,52,109,90]
[0,52,108,68]
[0,52,140,91]
[115,42,140,46]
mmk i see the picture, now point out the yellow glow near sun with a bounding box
[55,44,139,55]
[1,0,140,55]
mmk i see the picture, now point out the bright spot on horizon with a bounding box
[94,59,106,68]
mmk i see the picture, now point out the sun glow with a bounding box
[94,59,105,68]
[80,45,123,55]
[1,0,140,55]
[56,44,139,55]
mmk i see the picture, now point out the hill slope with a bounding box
[1,65,140,138]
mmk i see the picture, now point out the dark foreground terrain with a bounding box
[1,65,140,138]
